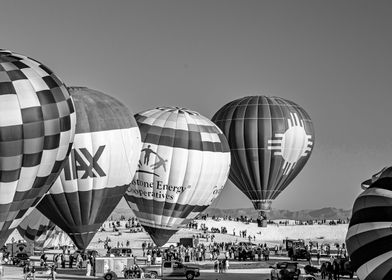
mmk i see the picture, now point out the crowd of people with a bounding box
[197,214,350,226]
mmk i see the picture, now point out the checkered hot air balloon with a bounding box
[37,87,141,250]
[124,107,231,247]
[346,175,392,280]
[0,50,76,245]
[212,96,314,226]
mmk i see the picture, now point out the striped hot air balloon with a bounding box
[212,96,314,226]
[37,87,141,250]
[124,107,231,246]
[0,50,76,245]
[346,175,392,279]
[17,208,72,249]
[361,166,392,190]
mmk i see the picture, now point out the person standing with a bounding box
[333,258,340,280]
[31,265,36,280]
[317,250,321,265]
[69,254,73,268]
[225,258,229,272]
[326,262,333,280]
[320,262,327,279]
[86,260,91,276]
[213,259,218,272]
[23,263,30,280]
[50,264,57,280]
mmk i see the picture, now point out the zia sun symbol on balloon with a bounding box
[267,112,313,175]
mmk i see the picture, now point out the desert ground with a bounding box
[3,218,351,279]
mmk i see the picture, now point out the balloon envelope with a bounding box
[17,208,72,249]
[0,50,76,245]
[124,107,231,246]
[346,175,392,280]
[361,166,392,190]
[37,87,141,250]
[212,96,314,213]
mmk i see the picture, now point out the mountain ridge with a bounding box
[112,199,351,221]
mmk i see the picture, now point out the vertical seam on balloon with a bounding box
[265,96,275,201]
[162,109,180,232]
[222,100,252,205]
[185,113,205,224]
[185,114,207,219]
[269,97,284,200]
[61,89,82,239]
[241,97,257,202]
[255,95,262,204]
[207,117,226,213]
[153,109,171,231]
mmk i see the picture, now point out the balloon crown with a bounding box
[156,106,200,116]
[0,49,12,56]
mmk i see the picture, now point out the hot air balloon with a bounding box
[37,87,141,250]
[124,107,231,246]
[346,174,392,279]
[17,208,72,249]
[0,50,76,245]
[212,96,314,226]
[361,166,392,190]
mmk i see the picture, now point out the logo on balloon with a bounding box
[63,145,106,180]
[267,113,313,175]
[136,145,168,177]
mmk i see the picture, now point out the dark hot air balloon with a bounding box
[37,87,141,250]
[346,174,392,279]
[361,166,392,190]
[0,50,76,245]
[124,107,231,246]
[212,96,314,226]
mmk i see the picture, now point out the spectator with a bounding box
[86,260,91,276]
[320,262,327,279]
[214,259,218,272]
[23,263,30,280]
[225,258,229,272]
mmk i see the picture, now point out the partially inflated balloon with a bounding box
[17,208,72,249]
[124,107,231,246]
[212,96,314,223]
[346,176,392,280]
[0,50,76,244]
[37,87,141,250]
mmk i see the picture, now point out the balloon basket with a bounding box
[257,210,268,227]
[257,219,267,227]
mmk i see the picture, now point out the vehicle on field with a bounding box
[142,260,200,280]
[270,261,301,280]
[304,265,320,275]
[299,274,316,280]
[237,241,257,247]
[286,239,311,261]
[11,252,30,266]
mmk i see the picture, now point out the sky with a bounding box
[1,0,392,210]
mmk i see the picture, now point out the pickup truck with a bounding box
[143,260,200,280]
